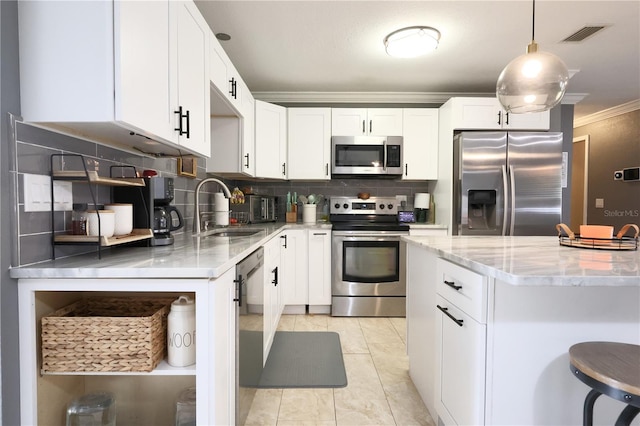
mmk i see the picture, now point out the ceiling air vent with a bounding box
[561,26,607,43]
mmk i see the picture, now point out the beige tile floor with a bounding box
[244,315,436,426]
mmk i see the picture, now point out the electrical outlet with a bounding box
[595,198,604,208]
[23,174,72,212]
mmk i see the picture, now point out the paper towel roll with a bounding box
[214,192,229,212]
[414,193,430,209]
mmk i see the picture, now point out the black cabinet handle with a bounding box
[280,234,287,248]
[405,164,408,176]
[362,120,365,134]
[184,109,190,139]
[282,162,286,176]
[437,305,464,327]
[272,267,278,286]
[444,280,462,291]
[505,112,509,125]
[174,106,190,138]
[313,232,327,236]
[233,276,244,306]
[369,120,372,133]
[244,153,250,169]
[497,111,502,125]
[325,163,329,176]
[229,77,237,99]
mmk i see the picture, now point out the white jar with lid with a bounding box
[167,295,196,367]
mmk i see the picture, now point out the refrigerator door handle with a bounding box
[509,165,516,235]
[502,165,509,236]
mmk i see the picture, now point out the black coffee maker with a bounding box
[113,176,184,246]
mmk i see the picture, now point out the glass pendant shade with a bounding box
[384,26,440,58]
[497,42,570,113]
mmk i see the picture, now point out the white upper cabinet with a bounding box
[287,108,332,180]
[174,1,210,156]
[402,108,439,180]
[331,108,403,136]
[255,101,287,179]
[18,0,211,158]
[448,97,550,130]
[209,30,242,112]
[239,79,256,176]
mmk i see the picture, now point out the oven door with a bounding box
[332,231,406,296]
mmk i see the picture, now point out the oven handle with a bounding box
[332,233,407,239]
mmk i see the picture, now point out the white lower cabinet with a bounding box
[263,233,285,358]
[18,270,237,426]
[435,258,487,426]
[281,228,332,313]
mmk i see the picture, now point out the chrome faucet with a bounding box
[193,177,232,234]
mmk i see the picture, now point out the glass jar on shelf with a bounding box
[71,203,88,235]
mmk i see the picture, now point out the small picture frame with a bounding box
[177,157,197,178]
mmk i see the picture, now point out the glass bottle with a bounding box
[71,203,87,235]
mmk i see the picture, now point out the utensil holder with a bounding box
[286,212,297,223]
[302,204,316,224]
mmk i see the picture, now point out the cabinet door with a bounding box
[451,97,503,130]
[505,110,550,130]
[331,108,368,136]
[281,231,309,306]
[239,79,256,176]
[209,31,231,100]
[402,108,439,180]
[367,108,403,136]
[308,230,331,305]
[287,108,331,180]
[255,100,287,179]
[212,271,236,426]
[436,295,486,426]
[174,1,210,157]
[115,1,174,143]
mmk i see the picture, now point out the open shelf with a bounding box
[41,359,196,376]
[52,170,145,186]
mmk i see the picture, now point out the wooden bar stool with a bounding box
[569,342,640,426]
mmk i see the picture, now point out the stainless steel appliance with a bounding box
[453,131,563,236]
[330,196,409,317]
[236,247,264,425]
[331,136,403,177]
[113,176,183,245]
[230,194,277,223]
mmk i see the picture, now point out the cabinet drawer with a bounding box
[436,258,487,323]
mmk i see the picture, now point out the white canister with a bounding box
[104,203,133,235]
[86,210,115,238]
[213,192,229,212]
[302,204,317,224]
[167,295,196,367]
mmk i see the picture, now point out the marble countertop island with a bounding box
[10,223,332,280]
[403,235,639,286]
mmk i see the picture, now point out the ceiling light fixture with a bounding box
[384,26,441,58]
[496,0,569,113]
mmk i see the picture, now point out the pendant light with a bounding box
[496,0,569,113]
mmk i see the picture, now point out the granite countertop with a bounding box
[403,235,640,286]
[10,222,332,280]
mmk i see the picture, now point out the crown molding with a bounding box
[573,99,640,128]
[251,91,494,104]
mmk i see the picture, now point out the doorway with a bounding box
[570,136,589,232]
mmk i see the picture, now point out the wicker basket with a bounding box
[41,297,174,373]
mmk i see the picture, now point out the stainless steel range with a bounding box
[330,196,409,317]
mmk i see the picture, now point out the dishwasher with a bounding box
[235,247,264,425]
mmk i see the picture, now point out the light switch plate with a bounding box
[595,198,604,208]
[24,174,72,212]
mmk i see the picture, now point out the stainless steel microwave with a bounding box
[331,136,403,177]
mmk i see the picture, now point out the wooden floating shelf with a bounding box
[52,170,145,187]
[55,229,153,247]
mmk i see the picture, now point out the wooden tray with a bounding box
[53,170,145,186]
[55,228,153,246]
[556,223,638,251]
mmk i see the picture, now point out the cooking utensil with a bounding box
[298,195,308,204]
[307,194,317,204]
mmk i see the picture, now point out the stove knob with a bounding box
[379,204,385,209]
[388,204,394,210]
[334,203,340,209]
[343,203,349,209]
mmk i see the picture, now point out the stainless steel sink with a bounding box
[196,228,262,238]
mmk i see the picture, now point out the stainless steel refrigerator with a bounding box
[452,131,563,236]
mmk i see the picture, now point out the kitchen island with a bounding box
[404,235,640,426]
[9,222,330,426]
